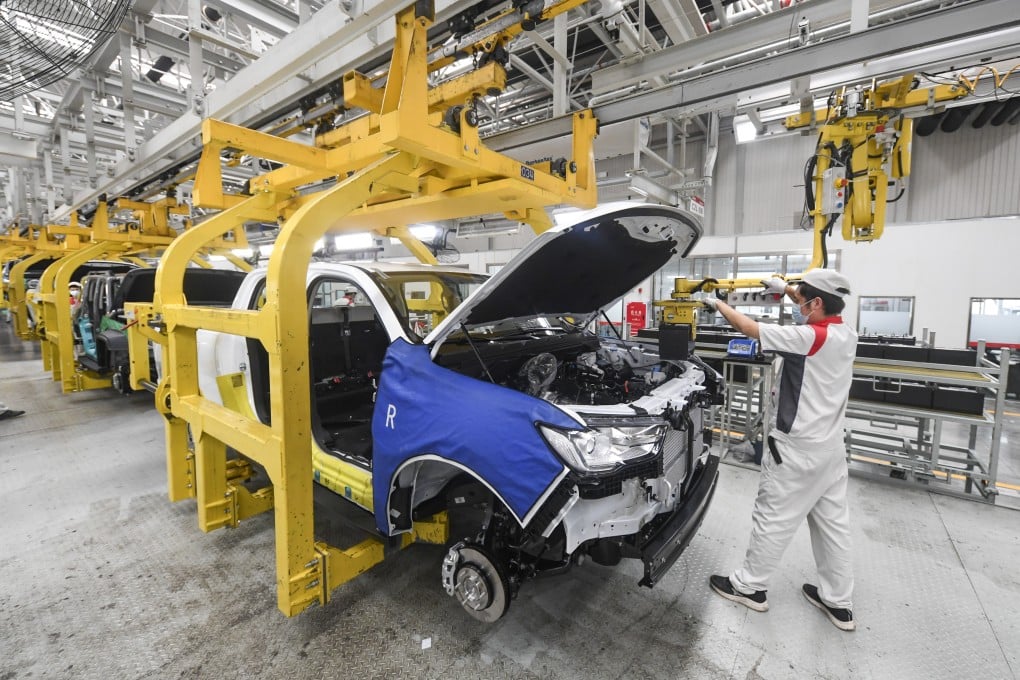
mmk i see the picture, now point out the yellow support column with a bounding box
[195,433,233,531]
[48,242,127,391]
[265,153,415,616]
[9,253,56,340]
[157,193,278,511]
[35,259,61,378]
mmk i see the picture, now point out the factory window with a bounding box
[698,256,735,280]
[858,296,914,337]
[967,298,1020,349]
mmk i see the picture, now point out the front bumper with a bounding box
[637,453,719,588]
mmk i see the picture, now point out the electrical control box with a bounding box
[820,166,847,215]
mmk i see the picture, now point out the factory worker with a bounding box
[703,268,859,631]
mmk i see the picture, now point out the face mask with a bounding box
[791,299,814,325]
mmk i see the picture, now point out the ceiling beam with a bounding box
[594,0,852,94]
[56,0,479,218]
[208,0,301,36]
[646,0,708,44]
[137,24,248,75]
[492,0,1020,150]
[46,0,163,139]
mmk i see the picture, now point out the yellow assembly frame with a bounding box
[127,2,598,617]
[36,199,170,392]
[32,193,252,393]
[5,225,82,341]
[0,230,35,313]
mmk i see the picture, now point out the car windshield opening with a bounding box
[368,270,487,339]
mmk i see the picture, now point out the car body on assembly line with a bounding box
[197,204,723,621]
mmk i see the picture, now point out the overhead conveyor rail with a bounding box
[125,0,598,618]
[489,0,1020,152]
[3,225,87,342]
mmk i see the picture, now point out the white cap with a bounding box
[801,269,851,298]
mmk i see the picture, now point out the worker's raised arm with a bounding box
[701,297,760,339]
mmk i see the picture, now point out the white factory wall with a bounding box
[900,123,1020,222]
[734,133,817,234]
[710,131,738,236]
[689,215,1020,348]
[707,120,1020,235]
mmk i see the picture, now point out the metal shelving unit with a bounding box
[645,329,1011,504]
[697,347,774,470]
[845,346,1011,502]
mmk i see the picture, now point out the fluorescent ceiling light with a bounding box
[12,17,90,52]
[410,224,437,240]
[390,224,438,244]
[627,175,677,205]
[733,114,759,144]
[334,232,373,251]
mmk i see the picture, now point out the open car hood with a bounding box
[425,203,701,351]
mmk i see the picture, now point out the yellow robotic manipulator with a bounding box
[786,74,969,269]
[654,276,780,341]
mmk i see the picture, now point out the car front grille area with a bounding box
[575,423,696,500]
[577,456,663,499]
[662,429,687,474]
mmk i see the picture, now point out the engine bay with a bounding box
[435,329,705,408]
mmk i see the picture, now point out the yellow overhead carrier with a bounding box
[128,0,597,617]
[36,196,175,392]
[25,189,252,393]
[4,224,85,341]
[0,226,35,313]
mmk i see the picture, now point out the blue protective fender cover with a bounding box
[371,339,583,535]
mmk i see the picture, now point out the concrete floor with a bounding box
[2,321,1019,680]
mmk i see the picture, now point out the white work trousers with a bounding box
[730,436,854,609]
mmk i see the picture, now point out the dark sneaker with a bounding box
[709,575,768,612]
[0,409,25,421]
[802,583,856,631]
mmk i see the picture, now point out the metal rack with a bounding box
[697,348,774,470]
[844,345,1011,503]
[644,329,1010,504]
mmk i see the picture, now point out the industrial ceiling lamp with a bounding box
[732,111,764,144]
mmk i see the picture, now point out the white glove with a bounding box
[761,276,788,295]
[699,295,720,311]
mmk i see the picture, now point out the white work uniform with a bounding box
[730,315,858,609]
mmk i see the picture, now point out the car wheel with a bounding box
[443,544,510,623]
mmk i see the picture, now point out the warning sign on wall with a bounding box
[626,302,647,336]
[688,196,705,217]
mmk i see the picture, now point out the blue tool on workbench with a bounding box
[726,337,759,358]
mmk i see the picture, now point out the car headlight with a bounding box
[539,423,667,473]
